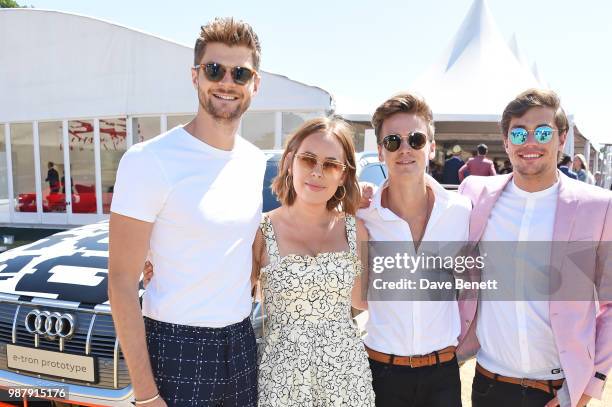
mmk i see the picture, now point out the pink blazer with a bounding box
[458,156,496,181]
[456,173,612,406]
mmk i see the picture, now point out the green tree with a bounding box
[0,0,24,8]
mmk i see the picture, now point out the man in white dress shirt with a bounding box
[358,92,471,406]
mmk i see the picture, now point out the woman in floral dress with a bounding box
[252,117,375,406]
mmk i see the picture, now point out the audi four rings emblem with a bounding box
[24,309,76,339]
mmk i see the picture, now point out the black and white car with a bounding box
[0,221,127,406]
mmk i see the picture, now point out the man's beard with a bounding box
[512,157,552,179]
[199,90,251,122]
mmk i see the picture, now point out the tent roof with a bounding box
[0,9,333,123]
[508,33,549,88]
[508,34,529,70]
[410,0,541,119]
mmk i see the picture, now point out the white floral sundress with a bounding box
[257,214,375,406]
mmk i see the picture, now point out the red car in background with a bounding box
[17,185,98,214]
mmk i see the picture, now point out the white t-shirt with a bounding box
[477,179,563,380]
[111,126,266,327]
[358,175,471,356]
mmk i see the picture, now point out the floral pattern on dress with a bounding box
[257,214,375,406]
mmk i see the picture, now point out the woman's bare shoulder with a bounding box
[355,217,369,241]
[263,207,283,223]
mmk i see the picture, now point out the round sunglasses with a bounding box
[380,132,428,152]
[194,62,256,85]
[508,125,557,145]
[295,152,346,177]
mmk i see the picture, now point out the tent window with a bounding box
[167,115,195,131]
[100,118,128,214]
[68,120,96,214]
[0,126,7,218]
[281,112,323,143]
[38,121,65,213]
[11,123,36,213]
[241,112,275,149]
[131,117,161,144]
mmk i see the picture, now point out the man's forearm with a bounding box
[109,284,158,399]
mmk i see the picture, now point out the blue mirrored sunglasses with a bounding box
[508,125,556,145]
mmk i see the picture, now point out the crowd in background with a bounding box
[431,145,609,189]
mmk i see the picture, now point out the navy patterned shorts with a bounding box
[144,316,258,407]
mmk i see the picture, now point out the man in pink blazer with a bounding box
[457,89,611,407]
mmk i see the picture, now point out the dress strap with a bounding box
[260,214,281,265]
[345,215,358,257]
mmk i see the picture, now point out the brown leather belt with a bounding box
[366,345,456,368]
[476,363,564,394]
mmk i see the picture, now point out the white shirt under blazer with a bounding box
[476,179,564,380]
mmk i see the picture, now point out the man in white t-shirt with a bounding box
[108,18,266,407]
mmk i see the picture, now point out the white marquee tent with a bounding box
[0,8,333,123]
[416,0,609,164]
[346,0,602,173]
[409,0,593,159]
[411,0,541,119]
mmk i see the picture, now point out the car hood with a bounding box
[0,221,129,305]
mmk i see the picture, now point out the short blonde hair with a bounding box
[272,117,361,214]
[371,92,435,142]
[194,17,261,69]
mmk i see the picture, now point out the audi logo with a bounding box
[24,309,76,339]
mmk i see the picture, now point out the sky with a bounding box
[22,0,612,145]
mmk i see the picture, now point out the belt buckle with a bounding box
[519,378,528,388]
[408,355,415,367]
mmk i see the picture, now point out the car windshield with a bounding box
[263,158,281,212]
[359,163,387,187]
